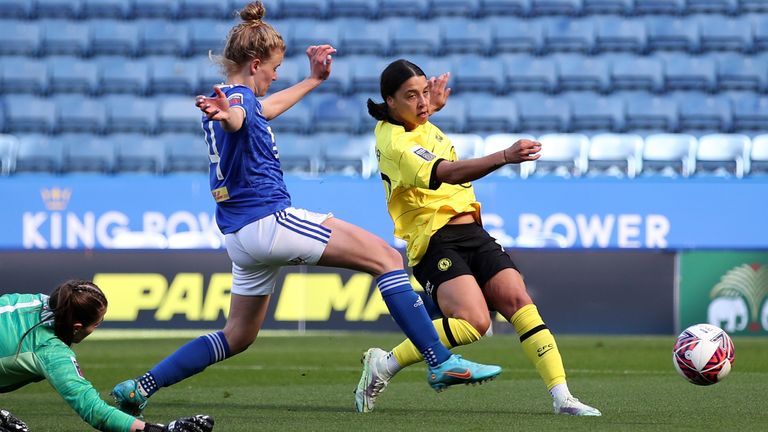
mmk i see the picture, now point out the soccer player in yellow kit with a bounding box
[354,59,601,417]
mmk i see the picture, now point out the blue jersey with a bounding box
[203,85,291,234]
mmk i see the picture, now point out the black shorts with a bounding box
[412,222,518,304]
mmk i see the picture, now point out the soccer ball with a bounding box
[673,323,735,386]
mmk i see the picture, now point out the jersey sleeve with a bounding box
[389,134,444,190]
[36,344,135,432]
[224,86,257,119]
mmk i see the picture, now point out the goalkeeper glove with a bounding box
[141,415,214,432]
[0,410,29,432]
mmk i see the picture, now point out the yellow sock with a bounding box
[391,318,481,367]
[510,304,567,390]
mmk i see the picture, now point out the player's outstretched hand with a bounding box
[0,409,29,432]
[427,72,452,113]
[196,87,230,121]
[306,44,337,81]
[503,139,542,164]
[143,415,214,432]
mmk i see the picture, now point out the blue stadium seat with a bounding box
[413,55,455,79]
[178,0,230,18]
[555,55,609,93]
[41,20,89,56]
[740,0,768,13]
[695,133,750,178]
[439,17,492,55]
[429,0,480,16]
[594,17,646,53]
[35,0,82,19]
[163,133,209,174]
[749,134,768,176]
[266,55,300,93]
[502,55,557,92]
[686,0,737,14]
[610,55,663,92]
[430,96,465,133]
[646,16,699,52]
[328,0,378,18]
[388,18,441,55]
[542,18,594,53]
[675,93,732,132]
[0,21,40,55]
[530,0,582,15]
[311,95,361,134]
[281,0,330,18]
[490,17,543,54]
[339,19,390,55]
[567,94,625,132]
[148,57,197,95]
[531,133,588,177]
[730,93,768,130]
[291,19,342,55]
[269,100,311,134]
[582,0,632,14]
[465,94,519,132]
[322,134,375,177]
[0,134,19,175]
[81,0,130,19]
[104,95,157,134]
[625,93,678,131]
[478,0,530,15]
[453,56,504,93]
[379,0,429,18]
[697,15,752,52]
[89,20,139,56]
[186,19,234,56]
[139,20,188,56]
[53,95,106,134]
[62,134,116,174]
[15,135,64,174]
[587,133,643,178]
[642,133,696,177]
[46,57,99,94]
[715,54,765,92]
[349,56,391,93]
[275,133,322,175]
[751,15,768,51]
[98,57,148,95]
[0,57,48,94]
[663,55,715,92]
[3,96,56,133]
[114,134,165,174]
[195,59,224,94]
[482,133,535,177]
[635,0,684,14]
[354,93,378,134]
[158,97,202,134]
[133,0,178,18]
[321,58,352,95]
[0,0,33,18]
[516,94,571,132]
[447,133,484,160]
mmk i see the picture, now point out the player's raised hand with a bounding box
[195,87,230,121]
[427,72,452,113]
[142,414,214,432]
[306,44,337,81]
[0,409,29,432]
[503,139,542,164]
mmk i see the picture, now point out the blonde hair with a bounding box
[216,1,286,76]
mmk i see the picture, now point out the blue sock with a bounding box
[376,270,451,367]
[137,331,231,397]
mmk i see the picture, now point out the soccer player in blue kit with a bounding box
[112,1,501,416]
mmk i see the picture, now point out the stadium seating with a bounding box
[438,17,492,55]
[139,20,188,56]
[328,0,379,18]
[625,93,678,131]
[157,97,202,133]
[477,0,531,16]
[269,102,312,134]
[311,95,361,133]
[62,134,116,174]
[530,133,588,177]
[282,0,331,18]
[502,55,558,92]
[53,96,107,134]
[634,0,685,15]
[642,133,697,177]
[531,0,582,16]
[555,55,610,92]
[3,96,56,134]
[430,0,480,17]
[114,134,165,174]
[0,134,18,175]
[465,94,519,132]
[48,56,99,95]
[490,17,543,54]
[695,133,750,177]
[104,95,157,134]
[715,54,765,92]
[0,0,33,19]
[388,19,441,55]
[1,57,48,95]
[587,133,643,178]
[98,58,149,95]
[133,0,178,19]
[568,94,625,131]
[318,133,374,177]
[741,0,768,13]
[89,20,140,57]
[15,135,64,173]
[0,21,40,56]
[378,0,430,18]
[453,55,505,93]
[731,94,768,131]
[178,0,231,19]
[696,15,753,52]
[686,0,738,14]
[430,96,466,132]
[674,93,732,132]
[582,0,633,15]
[609,55,664,93]
[40,20,90,57]
[35,0,82,19]
[482,133,536,177]
[542,18,595,53]
[645,16,698,52]
[447,133,484,160]
[81,0,131,19]
[594,17,646,53]
[662,55,716,92]
[163,133,209,174]
[148,57,198,95]
[749,134,768,176]
[339,19,391,56]
[275,133,323,175]
[515,94,571,132]
[187,19,234,56]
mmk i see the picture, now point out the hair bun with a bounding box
[239,1,266,22]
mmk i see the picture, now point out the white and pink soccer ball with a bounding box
[673,323,735,386]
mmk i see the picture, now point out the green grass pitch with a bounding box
[3,332,767,431]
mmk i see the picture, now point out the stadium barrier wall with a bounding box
[0,249,675,334]
[1,174,766,250]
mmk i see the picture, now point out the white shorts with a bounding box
[225,207,333,296]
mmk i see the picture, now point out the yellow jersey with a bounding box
[375,120,481,266]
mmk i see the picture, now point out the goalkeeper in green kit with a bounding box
[0,280,214,432]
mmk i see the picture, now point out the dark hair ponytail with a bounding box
[367,59,427,123]
[49,280,108,346]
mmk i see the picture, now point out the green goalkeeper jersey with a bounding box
[0,293,135,432]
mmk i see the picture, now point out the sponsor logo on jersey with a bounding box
[227,93,243,106]
[437,258,452,271]
[211,186,230,202]
[70,356,84,378]
[411,146,436,162]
